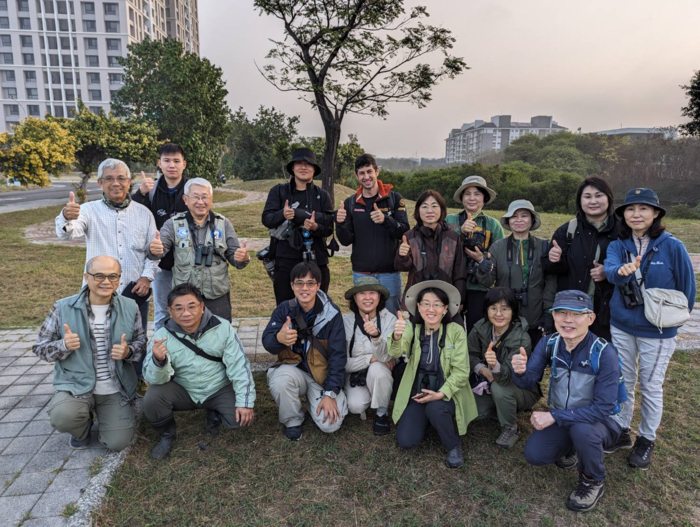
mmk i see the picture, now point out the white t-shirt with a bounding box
[91,304,120,395]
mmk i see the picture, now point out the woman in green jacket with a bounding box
[468,287,541,450]
[389,280,477,469]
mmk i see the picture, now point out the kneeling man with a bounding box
[263,262,348,440]
[143,283,255,459]
[33,255,146,451]
[511,290,624,513]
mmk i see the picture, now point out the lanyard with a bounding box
[506,235,535,289]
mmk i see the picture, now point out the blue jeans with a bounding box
[152,269,173,332]
[352,271,402,316]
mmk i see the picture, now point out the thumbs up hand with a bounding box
[152,337,168,362]
[63,191,81,220]
[63,324,80,352]
[484,342,497,368]
[111,333,130,360]
[363,314,379,338]
[303,211,318,231]
[392,311,406,340]
[590,261,605,282]
[511,347,528,374]
[336,201,347,224]
[370,202,385,224]
[149,230,164,256]
[549,239,562,263]
[461,212,477,234]
[398,235,411,257]
[618,255,642,277]
[139,171,155,196]
[276,316,298,347]
[283,200,295,220]
[234,240,249,263]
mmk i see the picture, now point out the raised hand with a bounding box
[511,346,528,374]
[276,316,298,347]
[461,212,477,234]
[63,324,80,351]
[283,200,295,220]
[111,333,130,360]
[63,191,80,220]
[149,230,164,256]
[392,311,406,340]
[370,203,385,224]
[549,240,562,263]
[363,314,379,338]
[303,211,318,231]
[618,255,642,277]
[234,240,249,263]
[590,261,605,282]
[398,235,410,257]
[336,201,347,223]
[139,171,155,196]
[152,337,168,362]
[484,342,497,368]
[465,244,483,262]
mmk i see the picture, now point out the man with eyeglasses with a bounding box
[148,177,249,322]
[56,158,158,391]
[262,261,348,440]
[33,255,146,451]
[510,290,624,513]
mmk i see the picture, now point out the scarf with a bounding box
[102,192,131,210]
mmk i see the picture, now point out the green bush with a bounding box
[668,203,700,219]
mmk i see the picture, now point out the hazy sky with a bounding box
[200,0,700,159]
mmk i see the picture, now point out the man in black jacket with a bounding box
[336,154,409,315]
[132,143,188,331]
[262,148,335,304]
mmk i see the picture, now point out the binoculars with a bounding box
[194,245,214,267]
[621,280,644,308]
[463,230,487,253]
[349,370,368,388]
[513,288,529,307]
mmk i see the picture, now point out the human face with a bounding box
[293,160,315,184]
[553,309,595,342]
[354,290,380,317]
[167,293,205,332]
[624,204,660,236]
[418,196,441,228]
[508,209,533,235]
[157,153,186,185]
[461,186,485,214]
[356,165,379,193]
[98,166,131,203]
[183,184,212,219]
[291,272,320,310]
[417,292,448,329]
[487,300,513,332]
[580,185,609,222]
[84,257,120,303]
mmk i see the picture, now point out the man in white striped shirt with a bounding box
[55,158,158,382]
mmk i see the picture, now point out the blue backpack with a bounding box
[546,333,628,415]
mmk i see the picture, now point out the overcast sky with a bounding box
[200,0,700,159]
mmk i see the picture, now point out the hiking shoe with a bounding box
[150,420,177,460]
[373,413,390,436]
[136,379,150,398]
[445,444,464,469]
[284,425,302,441]
[69,432,91,450]
[627,436,655,470]
[604,428,633,454]
[495,426,519,449]
[205,409,222,437]
[555,450,578,470]
[566,472,605,512]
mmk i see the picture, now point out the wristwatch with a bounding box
[323,391,337,399]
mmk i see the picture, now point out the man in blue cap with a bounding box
[510,290,624,513]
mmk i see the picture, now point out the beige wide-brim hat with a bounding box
[404,280,461,317]
[452,175,497,205]
[500,199,542,231]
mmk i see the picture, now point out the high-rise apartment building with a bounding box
[0,0,199,132]
[445,115,568,165]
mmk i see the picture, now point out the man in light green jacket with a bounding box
[143,283,256,459]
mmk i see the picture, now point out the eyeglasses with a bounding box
[187,194,211,203]
[488,305,512,314]
[552,310,589,319]
[292,280,318,288]
[419,203,441,210]
[170,303,202,315]
[418,301,445,310]
[101,176,130,184]
[86,272,120,283]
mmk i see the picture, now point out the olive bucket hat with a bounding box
[452,175,497,205]
[404,280,461,317]
[500,199,542,231]
[615,188,666,219]
[344,277,390,301]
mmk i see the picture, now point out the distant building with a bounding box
[592,127,677,140]
[445,115,568,165]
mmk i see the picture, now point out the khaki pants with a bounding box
[48,391,135,452]
[474,382,540,429]
[344,362,393,415]
[267,364,348,433]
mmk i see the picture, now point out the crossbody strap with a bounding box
[164,328,223,363]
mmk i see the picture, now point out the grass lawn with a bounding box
[93,352,700,526]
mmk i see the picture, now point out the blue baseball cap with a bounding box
[549,290,594,312]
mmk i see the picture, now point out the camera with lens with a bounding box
[620,280,644,308]
[257,246,275,281]
[194,245,213,267]
[463,230,487,253]
[513,288,529,307]
[301,229,316,263]
[349,370,368,388]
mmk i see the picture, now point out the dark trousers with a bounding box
[143,380,243,430]
[463,290,486,334]
[396,399,460,451]
[523,419,620,481]
[134,299,150,378]
[273,257,330,305]
[205,292,232,322]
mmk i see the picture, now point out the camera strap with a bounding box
[630,249,656,287]
[418,227,443,273]
[164,328,223,363]
[348,312,382,357]
[289,299,330,359]
[506,235,535,290]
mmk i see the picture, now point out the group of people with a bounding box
[32,144,695,513]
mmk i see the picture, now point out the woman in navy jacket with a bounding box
[604,188,695,470]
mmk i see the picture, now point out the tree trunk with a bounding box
[77,172,91,203]
[322,122,342,206]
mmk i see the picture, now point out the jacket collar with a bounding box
[577,212,618,234]
[354,180,393,205]
[165,306,218,338]
[290,290,338,336]
[619,231,672,255]
[69,285,117,311]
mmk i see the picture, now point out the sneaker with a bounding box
[566,472,605,512]
[136,379,150,398]
[284,425,302,441]
[69,432,91,449]
[555,450,578,470]
[373,413,390,436]
[627,436,655,470]
[445,444,464,469]
[604,428,633,454]
[495,426,519,449]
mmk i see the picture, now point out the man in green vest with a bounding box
[33,255,146,451]
[148,177,250,321]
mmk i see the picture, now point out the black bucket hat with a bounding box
[286,148,321,177]
[615,188,666,218]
